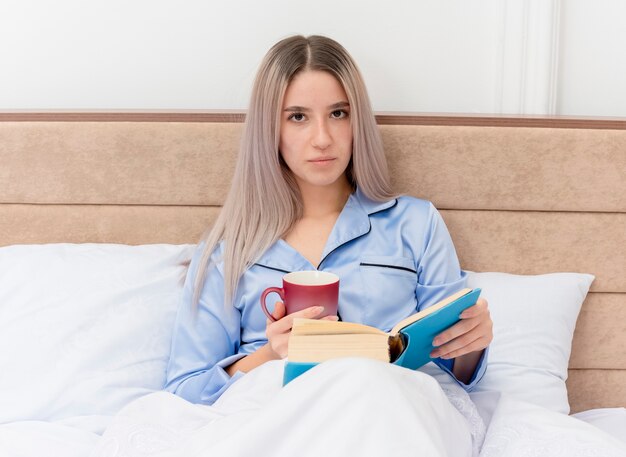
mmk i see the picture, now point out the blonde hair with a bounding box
[192,35,396,309]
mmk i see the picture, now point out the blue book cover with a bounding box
[283,288,481,385]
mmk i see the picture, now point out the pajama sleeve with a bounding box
[164,242,246,405]
[415,203,488,391]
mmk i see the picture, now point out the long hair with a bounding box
[192,35,396,309]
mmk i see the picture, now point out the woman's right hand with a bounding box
[225,303,338,376]
[265,302,338,359]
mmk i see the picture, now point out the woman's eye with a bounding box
[331,110,348,119]
[288,113,305,122]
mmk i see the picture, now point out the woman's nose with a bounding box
[311,120,332,150]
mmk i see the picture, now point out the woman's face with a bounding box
[279,70,353,193]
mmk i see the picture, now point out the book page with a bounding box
[291,318,387,336]
[389,288,472,335]
[287,333,390,363]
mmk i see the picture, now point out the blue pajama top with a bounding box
[164,188,488,404]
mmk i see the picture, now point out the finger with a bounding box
[431,321,491,358]
[270,301,287,322]
[431,332,480,359]
[322,315,339,321]
[432,317,480,347]
[434,301,491,346]
[460,298,488,319]
[268,305,325,334]
[434,335,490,360]
[292,305,326,319]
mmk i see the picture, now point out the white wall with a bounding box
[557,0,626,117]
[0,0,624,116]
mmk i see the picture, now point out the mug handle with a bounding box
[260,287,285,322]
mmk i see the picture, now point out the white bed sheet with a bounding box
[572,408,626,445]
[0,419,100,457]
[471,391,626,456]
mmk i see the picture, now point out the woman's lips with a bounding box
[308,157,336,164]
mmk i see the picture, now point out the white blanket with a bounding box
[88,359,624,457]
[90,359,480,457]
[2,360,625,457]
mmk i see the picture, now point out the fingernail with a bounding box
[433,338,441,346]
[430,351,438,358]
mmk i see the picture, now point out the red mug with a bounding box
[260,271,339,322]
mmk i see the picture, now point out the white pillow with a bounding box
[0,243,194,423]
[465,271,595,414]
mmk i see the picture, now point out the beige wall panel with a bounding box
[1,206,625,293]
[0,122,241,205]
[0,204,220,245]
[2,122,626,212]
[567,369,626,413]
[383,125,626,212]
[569,293,626,369]
[441,210,626,293]
[2,204,625,413]
[2,117,624,413]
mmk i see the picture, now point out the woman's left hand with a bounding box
[429,298,493,359]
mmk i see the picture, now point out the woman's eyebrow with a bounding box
[329,101,350,110]
[283,101,350,112]
[283,105,309,112]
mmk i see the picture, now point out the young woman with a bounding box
[164,35,492,407]
[126,34,492,456]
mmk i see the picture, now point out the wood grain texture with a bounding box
[1,111,625,129]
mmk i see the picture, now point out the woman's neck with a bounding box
[298,179,353,219]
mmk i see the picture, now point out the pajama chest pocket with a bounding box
[359,255,418,327]
[360,255,417,277]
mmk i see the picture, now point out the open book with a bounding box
[283,288,481,385]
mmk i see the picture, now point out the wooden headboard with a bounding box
[1,112,624,413]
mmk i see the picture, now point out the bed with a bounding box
[0,112,624,456]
